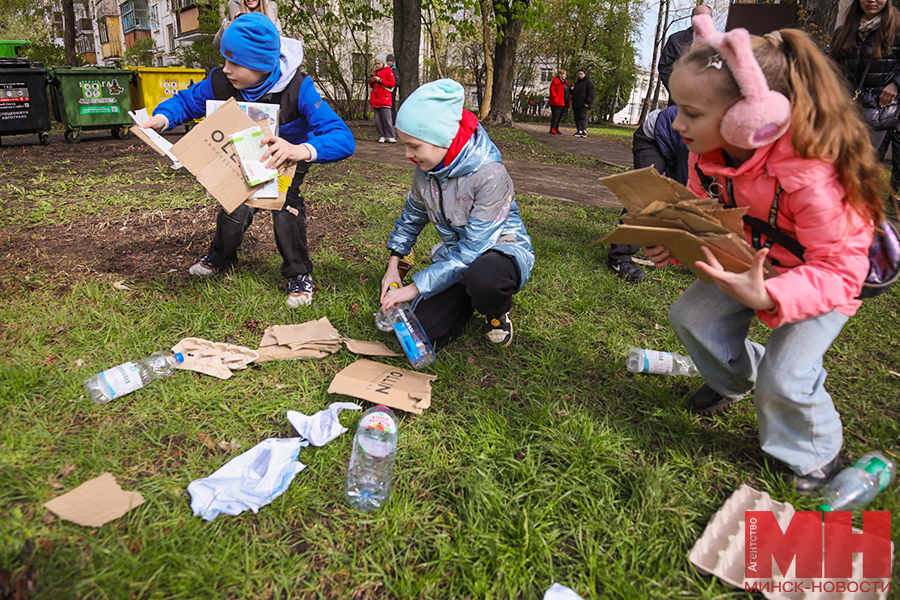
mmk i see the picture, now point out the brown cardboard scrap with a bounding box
[254,318,343,363]
[43,473,145,527]
[600,166,699,212]
[171,337,259,380]
[171,98,259,214]
[255,346,328,362]
[328,358,437,414]
[342,338,401,357]
[130,124,170,159]
[600,167,776,280]
[272,318,341,346]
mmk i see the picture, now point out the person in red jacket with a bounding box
[548,69,571,134]
[369,52,396,143]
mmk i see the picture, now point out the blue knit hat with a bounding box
[396,79,464,148]
[220,13,280,73]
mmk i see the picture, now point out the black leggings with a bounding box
[414,250,520,351]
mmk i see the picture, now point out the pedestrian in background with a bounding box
[548,69,571,134]
[657,4,712,95]
[571,69,595,138]
[387,54,399,126]
[369,52,396,143]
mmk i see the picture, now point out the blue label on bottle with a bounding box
[393,321,422,361]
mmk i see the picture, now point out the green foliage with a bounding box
[177,0,224,73]
[0,0,72,66]
[281,0,382,120]
[123,37,156,68]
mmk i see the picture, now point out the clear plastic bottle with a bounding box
[388,303,435,369]
[818,451,896,511]
[626,347,699,377]
[83,351,184,404]
[374,283,399,333]
[345,405,398,512]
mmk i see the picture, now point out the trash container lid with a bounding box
[0,57,32,68]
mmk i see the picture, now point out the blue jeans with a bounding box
[669,281,848,475]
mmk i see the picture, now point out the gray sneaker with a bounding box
[189,255,216,277]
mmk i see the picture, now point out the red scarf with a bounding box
[438,109,479,169]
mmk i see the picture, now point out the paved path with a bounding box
[346,121,629,208]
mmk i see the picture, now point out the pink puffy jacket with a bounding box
[687,131,873,329]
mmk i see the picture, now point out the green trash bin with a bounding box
[48,66,135,143]
[0,41,30,58]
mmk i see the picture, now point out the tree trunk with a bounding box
[650,0,669,112]
[484,7,524,126]
[794,0,841,36]
[393,0,421,105]
[637,0,665,127]
[478,0,493,118]
[62,0,77,66]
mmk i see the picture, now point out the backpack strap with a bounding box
[695,163,807,263]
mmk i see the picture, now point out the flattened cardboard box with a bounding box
[166,98,294,213]
[328,359,436,414]
[43,473,145,527]
[600,167,776,283]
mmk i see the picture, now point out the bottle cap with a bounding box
[817,504,833,512]
[174,352,185,363]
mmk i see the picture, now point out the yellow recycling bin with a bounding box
[130,66,206,125]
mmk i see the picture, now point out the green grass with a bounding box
[1,158,899,600]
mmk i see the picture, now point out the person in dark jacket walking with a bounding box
[387,54,398,125]
[830,0,900,189]
[570,69,595,137]
[548,69,571,134]
[657,5,712,95]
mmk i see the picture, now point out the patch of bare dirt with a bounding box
[0,133,361,290]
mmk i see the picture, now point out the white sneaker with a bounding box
[388,137,397,143]
[378,137,386,143]
[286,274,314,308]
[189,255,216,277]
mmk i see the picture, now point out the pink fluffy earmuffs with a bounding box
[691,14,791,149]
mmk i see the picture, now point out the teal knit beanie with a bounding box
[396,79,464,148]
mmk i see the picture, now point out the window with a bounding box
[120,0,150,32]
[53,12,64,38]
[352,53,368,82]
[540,67,553,83]
[77,34,96,54]
[78,18,92,32]
[98,18,109,44]
[150,4,159,31]
[166,24,175,53]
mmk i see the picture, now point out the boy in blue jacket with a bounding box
[142,14,355,307]
[380,79,534,348]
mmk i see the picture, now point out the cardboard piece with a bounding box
[342,338,401,357]
[43,473,145,527]
[599,167,777,283]
[171,98,259,213]
[254,318,343,363]
[172,337,259,380]
[327,358,437,414]
[129,108,182,169]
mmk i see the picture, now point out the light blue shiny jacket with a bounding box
[387,124,535,299]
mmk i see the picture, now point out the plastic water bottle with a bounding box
[626,347,699,377]
[818,451,896,511]
[388,303,435,369]
[345,405,398,512]
[374,283,399,333]
[83,351,184,404]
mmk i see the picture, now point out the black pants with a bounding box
[414,250,520,351]
[877,127,900,192]
[573,106,589,132]
[206,164,311,278]
[550,105,564,130]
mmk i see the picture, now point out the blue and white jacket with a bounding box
[152,38,354,164]
[387,125,535,299]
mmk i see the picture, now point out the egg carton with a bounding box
[688,484,893,600]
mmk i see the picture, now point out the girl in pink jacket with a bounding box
[646,15,887,492]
